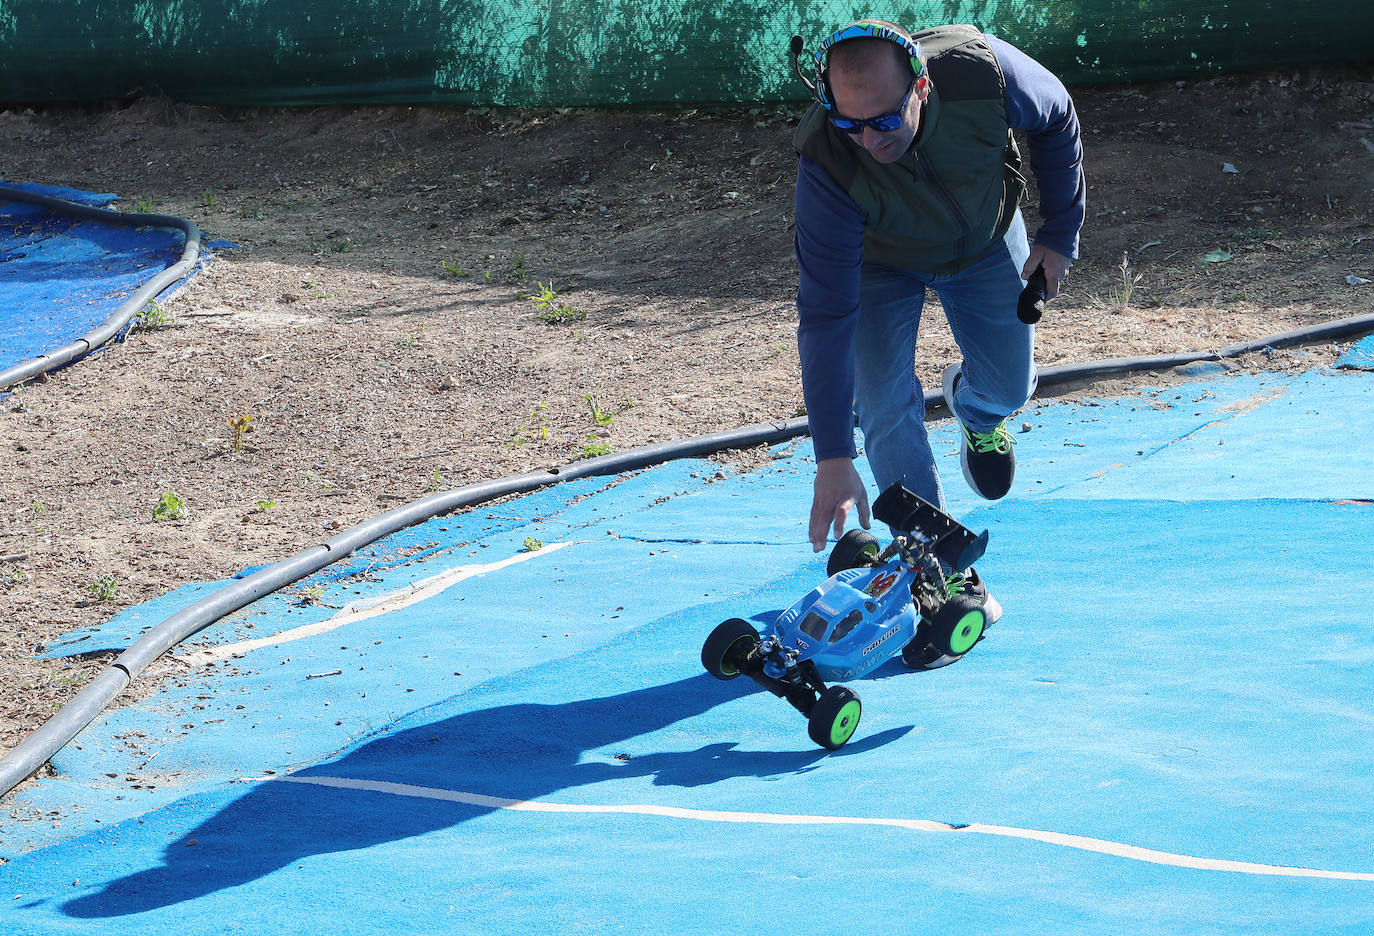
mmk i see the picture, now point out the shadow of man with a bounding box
[65,672,908,917]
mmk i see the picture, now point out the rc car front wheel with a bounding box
[928,595,987,658]
[701,618,760,681]
[808,686,862,750]
[827,529,881,577]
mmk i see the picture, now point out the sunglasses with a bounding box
[829,78,917,134]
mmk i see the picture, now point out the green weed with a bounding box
[585,395,615,427]
[87,574,121,602]
[522,537,543,552]
[136,300,173,329]
[511,404,549,446]
[200,190,216,209]
[529,282,585,324]
[441,260,470,278]
[152,492,187,521]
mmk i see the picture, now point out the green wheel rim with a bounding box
[828,699,862,747]
[718,637,750,676]
[948,610,985,655]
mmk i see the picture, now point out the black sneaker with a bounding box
[942,363,1016,500]
[902,568,1002,670]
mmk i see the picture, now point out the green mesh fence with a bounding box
[0,1,1368,106]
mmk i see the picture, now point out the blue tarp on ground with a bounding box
[3,359,1372,934]
[0,182,197,379]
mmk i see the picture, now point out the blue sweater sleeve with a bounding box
[989,34,1086,261]
[794,155,865,461]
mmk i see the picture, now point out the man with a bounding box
[792,21,1084,667]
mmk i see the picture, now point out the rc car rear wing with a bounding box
[871,484,988,571]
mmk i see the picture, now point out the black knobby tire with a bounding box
[927,594,987,658]
[701,618,760,681]
[827,529,881,578]
[808,685,862,750]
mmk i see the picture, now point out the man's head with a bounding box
[824,24,930,164]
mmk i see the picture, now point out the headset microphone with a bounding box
[790,35,822,104]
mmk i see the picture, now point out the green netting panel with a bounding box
[0,1,1368,106]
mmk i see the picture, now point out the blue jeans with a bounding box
[852,211,1035,509]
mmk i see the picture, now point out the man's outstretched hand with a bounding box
[809,457,871,552]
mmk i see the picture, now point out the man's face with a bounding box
[829,54,925,164]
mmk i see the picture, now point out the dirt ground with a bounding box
[2,64,1372,798]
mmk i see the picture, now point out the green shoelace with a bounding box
[965,422,1016,455]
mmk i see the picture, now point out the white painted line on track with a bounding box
[180,542,574,664]
[275,774,1374,882]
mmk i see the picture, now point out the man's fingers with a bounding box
[1025,246,1071,302]
[830,505,849,543]
[809,502,833,552]
[1021,246,1046,282]
[812,501,851,552]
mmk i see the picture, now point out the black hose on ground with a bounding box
[0,423,811,798]
[2,195,1373,799]
[0,184,203,392]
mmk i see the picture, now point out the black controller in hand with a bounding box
[1017,265,1048,324]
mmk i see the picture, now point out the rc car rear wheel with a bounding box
[827,529,881,577]
[928,595,986,657]
[808,686,862,750]
[701,618,760,680]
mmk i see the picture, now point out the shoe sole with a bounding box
[907,592,1002,670]
[982,592,1003,627]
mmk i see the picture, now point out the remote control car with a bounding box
[701,484,991,750]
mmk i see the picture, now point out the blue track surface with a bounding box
[0,182,200,379]
[4,352,1373,934]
